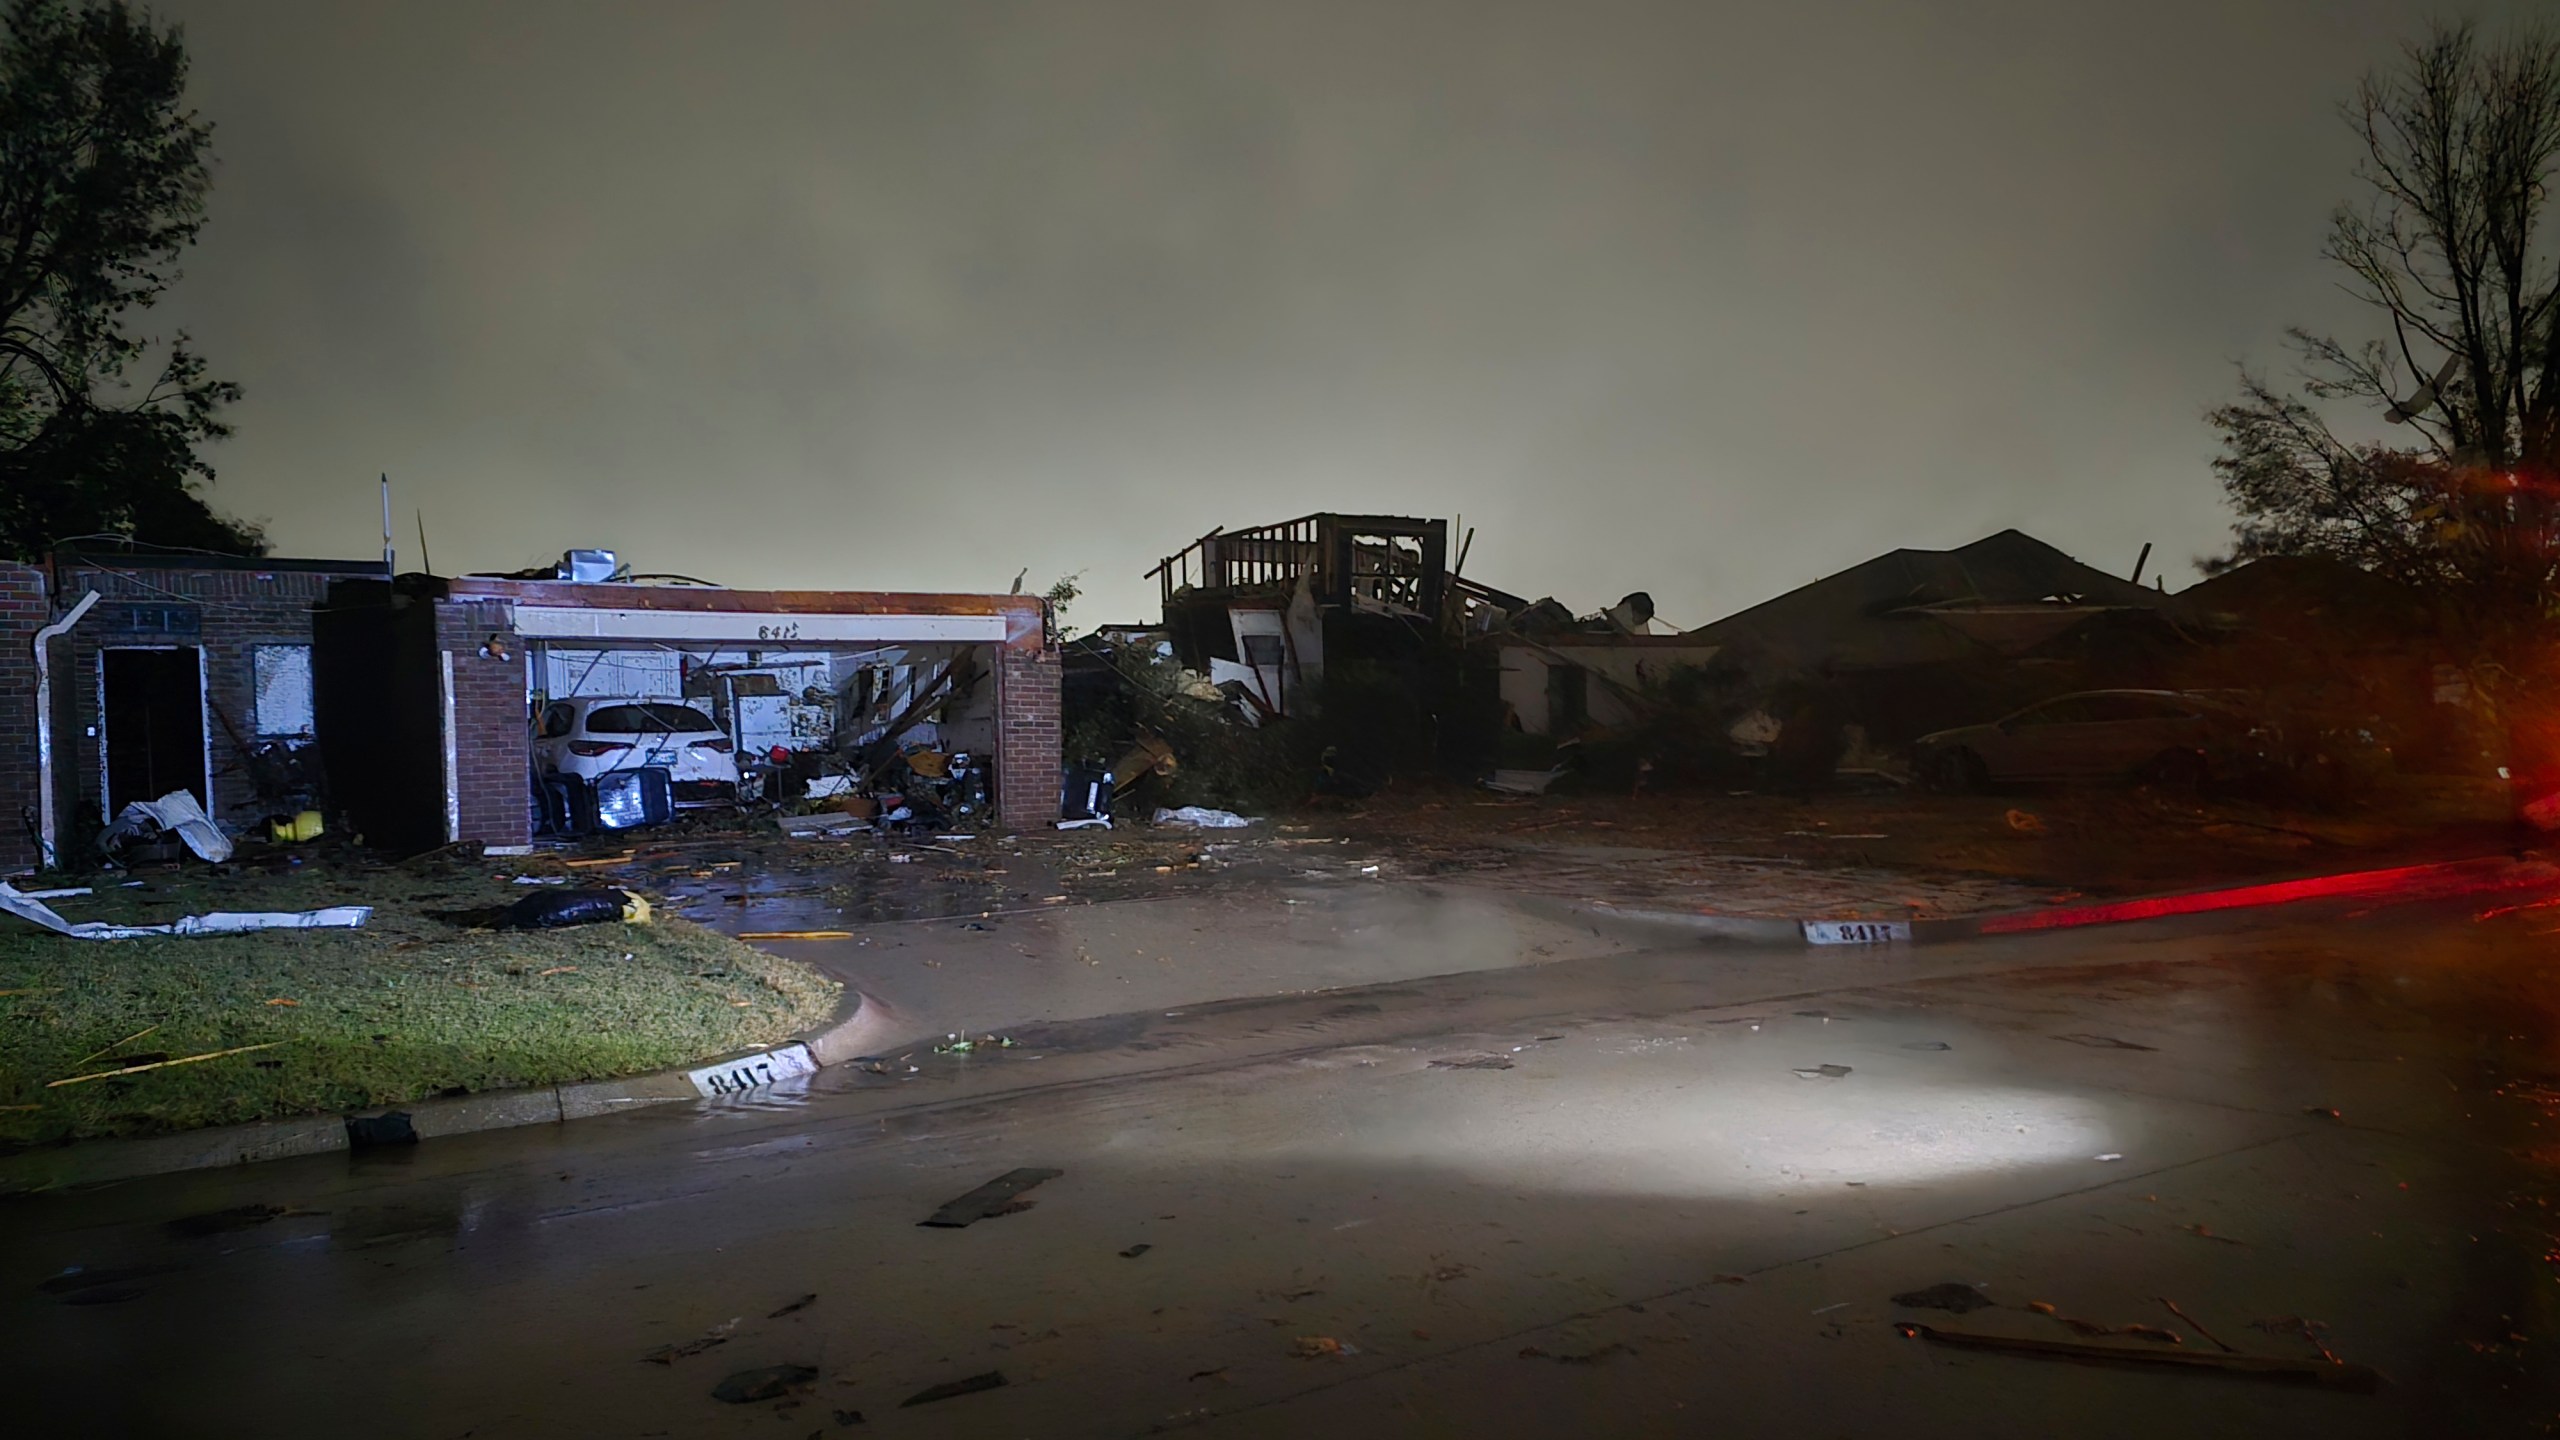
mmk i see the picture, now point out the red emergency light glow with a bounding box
[1973,858,2550,935]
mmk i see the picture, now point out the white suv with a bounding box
[534,698,739,807]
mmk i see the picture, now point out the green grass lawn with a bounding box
[0,852,840,1147]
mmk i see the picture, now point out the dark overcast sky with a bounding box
[147,0,2535,625]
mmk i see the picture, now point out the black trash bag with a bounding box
[502,888,644,929]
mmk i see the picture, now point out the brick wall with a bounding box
[48,565,378,836]
[995,644,1061,825]
[0,563,45,871]
[433,598,530,848]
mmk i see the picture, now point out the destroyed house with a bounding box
[1150,514,1449,718]
[0,549,388,871]
[311,574,1060,854]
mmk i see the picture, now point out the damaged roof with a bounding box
[1685,529,2190,673]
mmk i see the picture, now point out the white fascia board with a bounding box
[507,606,1007,646]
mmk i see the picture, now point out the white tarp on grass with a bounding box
[0,880,370,941]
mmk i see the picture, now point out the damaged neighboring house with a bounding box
[1678,528,2200,746]
[314,570,1060,853]
[1151,513,1452,720]
[0,548,389,871]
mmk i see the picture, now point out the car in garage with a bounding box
[1914,689,2265,792]
[534,698,739,807]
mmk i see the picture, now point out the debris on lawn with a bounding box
[1120,1243,1153,1258]
[1901,1041,1953,1051]
[919,1167,1064,1227]
[510,875,569,885]
[2305,1105,2342,1119]
[1291,1336,1358,1359]
[899,1371,1006,1406]
[833,1408,866,1426]
[73,1023,159,1066]
[2,879,372,941]
[1895,1321,2381,1392]
[643,1318,739,1364]
[1890,1283,1995,1314]
[1792,1063,1854,1079]
[2004,809,2047,835]
[711,1363,818,1403]
[99,789,234,863]
[502,888,652,929]
[1428,1054,1515,1070]
[768,1294,818,1318]
[50,1041,284,1086]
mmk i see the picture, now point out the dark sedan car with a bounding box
[1914,690,2263,791]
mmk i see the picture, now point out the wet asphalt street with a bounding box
[6,884,2560,1438]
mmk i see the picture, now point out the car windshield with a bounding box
[585,703,719,735]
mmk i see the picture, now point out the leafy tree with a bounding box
[2211,22,2560,621]
[0,0,257,561]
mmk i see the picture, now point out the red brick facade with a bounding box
[0,563,46,872]
[47,561,382,836]
[996,643,1062,825]
[432,597,532,848]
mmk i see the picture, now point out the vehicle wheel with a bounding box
[1926,748,1988,794]
[2141,748,2208,791]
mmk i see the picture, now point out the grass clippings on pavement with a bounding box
[0,854,840,1147]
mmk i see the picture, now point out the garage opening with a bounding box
[527,640,1000,833]
[101,646,208,812]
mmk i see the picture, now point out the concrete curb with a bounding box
[1560,853,2549,951]
[0,984,893,1196]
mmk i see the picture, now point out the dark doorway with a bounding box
[103,647,207,813]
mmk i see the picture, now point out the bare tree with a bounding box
[2213,22,2560,615]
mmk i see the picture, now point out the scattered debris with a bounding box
[711,1363,818,1403]
[1900,1041,1952,1051]
[1896,1322,2379,1392]
[2252,1316,2345,1364]
[1153,806,1255,829]
[899,1371,1006,1407]
[2304,1105,2342,1120]
[51,1042,286,1088]
[933,1034,1018,1055]
[2054,1034,2158,1051]
[919,1167,1064,1227]
[1187,1367,1229,1383]
[1711,1274,1749,1285]
[99,790,233,862]
[2183,1222,2243,1245]
[1291,1336,1359,1359]
[1,878,370,941]
[510,874,569,885]
[768,1294,818,1318]
[2004,808,2047,835]
[1428,1054,1515,1071]
[502,888,651,929]
[2095,1153,2125,1162]
[2159,1298,2238,1354]
[1792,1063,1854,1079]
[833,1409,865,1426]
[1890,1283,1995,1314]
[1120,1243,1153,1259]
[164,1204,287,1239]
[643,1318,739,1364]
